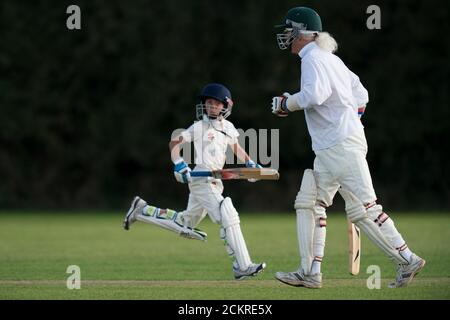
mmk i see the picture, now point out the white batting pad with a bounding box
[137,212,205,241]
[366,205,407,250]
[313,218,326,259]
[340,189,408,264]
[220,197,251,271]
[294,169,317,209]
[294,169,318,274]
[297,209,315,274]
[356,218,408,264]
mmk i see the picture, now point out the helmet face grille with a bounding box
[276,25,318,50]
[196,103,232,121]
[276,28,297,50]
[197,83,233,120]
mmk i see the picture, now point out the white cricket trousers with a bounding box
[314,133,377,206]
[179,178,225,228]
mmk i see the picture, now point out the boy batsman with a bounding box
[123,83,266,280]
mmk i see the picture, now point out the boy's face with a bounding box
[205,98,224,118]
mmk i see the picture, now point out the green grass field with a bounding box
[0,211,449,300]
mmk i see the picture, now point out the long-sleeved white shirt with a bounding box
[289,42,369,151]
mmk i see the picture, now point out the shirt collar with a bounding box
[203,116,223,127]
[299,41,317,59]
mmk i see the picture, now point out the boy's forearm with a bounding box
[233,143,251,163]
[169,137,183,163]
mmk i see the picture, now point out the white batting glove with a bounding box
[271,93,290,117]
[173,159,192,184]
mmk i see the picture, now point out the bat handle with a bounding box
[190,171,212,177]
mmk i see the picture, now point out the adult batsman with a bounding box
[271,7,425,288]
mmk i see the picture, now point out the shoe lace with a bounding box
[395,263,408,281]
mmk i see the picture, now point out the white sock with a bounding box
[398,244,413,263]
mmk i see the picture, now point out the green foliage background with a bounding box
[0,0,448,210]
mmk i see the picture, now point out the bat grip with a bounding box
[190,171,212,177]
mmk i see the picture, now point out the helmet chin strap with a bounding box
[202,114,222,121]
[203,114,230,137]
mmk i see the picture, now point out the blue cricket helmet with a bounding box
[196,83,234,120]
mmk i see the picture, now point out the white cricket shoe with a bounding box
[123,196,147,230]
[388,254,426,288]
[275,269,322,289]
[233,262,266,280]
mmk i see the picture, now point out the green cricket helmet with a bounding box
[275,7,322,50]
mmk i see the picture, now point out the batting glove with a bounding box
[245,159,262,183]
[173,159,192,184]
[271,93,290,117]
[358,105,366,118]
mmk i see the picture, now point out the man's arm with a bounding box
[271,59,332,116]
[297,58,332,109]
[349,69,369,110]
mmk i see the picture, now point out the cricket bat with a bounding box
[348,219,361,275]
[191,167,280,181]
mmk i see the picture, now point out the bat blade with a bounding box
[348,219,361,275]
[215,168,280,180]
[191,168,280,180]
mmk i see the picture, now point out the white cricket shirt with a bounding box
[180,118,239,171]
[289,42,369,151]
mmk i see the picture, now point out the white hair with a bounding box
[314,32,338,53]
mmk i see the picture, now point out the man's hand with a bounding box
[271,93,290,117]
[245,159,262,182]
[173,159,192,183]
